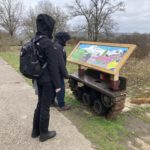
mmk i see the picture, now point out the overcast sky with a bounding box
[22,0,150,33]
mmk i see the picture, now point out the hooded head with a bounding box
[36,14,55,39]
[55,32,71,46]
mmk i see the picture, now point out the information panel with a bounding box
[67,41,136,75]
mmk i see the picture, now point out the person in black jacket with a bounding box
[54,32,71,111]
[32,14,61,142]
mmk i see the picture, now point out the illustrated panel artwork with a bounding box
[70,43,129,71]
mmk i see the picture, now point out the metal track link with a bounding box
[106,96,126,119]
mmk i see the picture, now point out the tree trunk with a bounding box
[94,28,99,41]
[9,30,14,37]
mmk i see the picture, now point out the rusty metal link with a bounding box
[106,97,126,119]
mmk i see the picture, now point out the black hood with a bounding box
[36,14,55,39]
[55,32,71,46]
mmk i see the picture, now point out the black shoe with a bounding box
[31,129,40,138]
[50,102,58,107]
[39,131,56,142]
[58,105,71,111]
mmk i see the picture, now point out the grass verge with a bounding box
[0,50,32,85]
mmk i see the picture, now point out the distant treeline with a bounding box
[0,31,150,59]
[109,33,150,59]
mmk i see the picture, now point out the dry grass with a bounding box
[0,32,20,52]
[121,57,150,86]
[121,56,150,98]
[0,46,21,52]
[131,98,150,105]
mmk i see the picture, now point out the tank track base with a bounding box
[106,97,126,119]
[69,71,127,119]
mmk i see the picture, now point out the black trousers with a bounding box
[33,82,55,133]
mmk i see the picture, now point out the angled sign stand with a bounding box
[68,41,136,77]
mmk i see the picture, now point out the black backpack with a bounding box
[20,35,47,79]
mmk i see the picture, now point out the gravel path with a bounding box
[0,58,95,150]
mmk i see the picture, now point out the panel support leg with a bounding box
[110,73,120,90]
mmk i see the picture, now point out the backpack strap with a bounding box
[33,35,48,69]
[33,35,47,43]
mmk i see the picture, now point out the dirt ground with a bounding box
[123,99,150,150]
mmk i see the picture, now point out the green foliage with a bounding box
[0,51,19,71]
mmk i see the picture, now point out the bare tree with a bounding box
[23,0,68,39]
[102,16,118,38]
[35,0,68,34]
[0,0,23,36]
[67,0,124,41]
[22,8,37,39]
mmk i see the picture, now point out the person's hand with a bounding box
[56,88,61,93]
[66,74,71,79]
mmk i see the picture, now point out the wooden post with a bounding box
[78,65,84,77]
[110,73,120,91]
[111,73,119,81]
[78,65,81,75]
[100,72,103,80]
[100,72,106,80]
